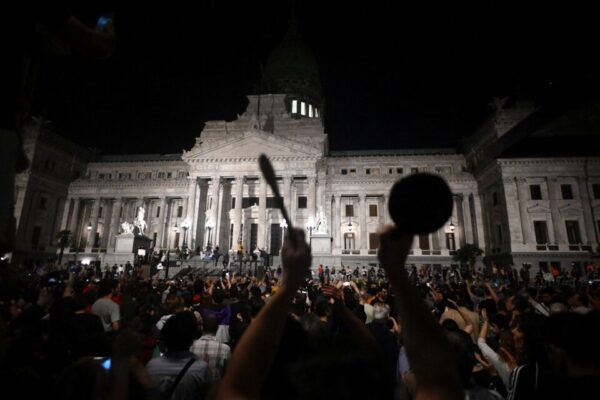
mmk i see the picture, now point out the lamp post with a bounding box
[279,220,288,253]
[166,224,178,279]
[181,218,191,255]
[449,218,455,232]
[206,221,215,249]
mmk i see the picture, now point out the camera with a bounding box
[93,357,111,371]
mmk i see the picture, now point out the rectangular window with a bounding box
[242,197,259,208]
[152,232,157,248]
[369,232,379,249]
[314,108,319,118]
[371,168,380,176]
[492,192,499,206]
[32,226,42,248]
[177,206,183,218]
[156,206,161,218]
[593,184,600,199]
[297,196,307,209]
[300,101,306,115]
[341,169,348,175]
[388,168,393,174]
[345,204,354,217]
[369,204,378,217]
[174,232,180,248]
[349,169,356,174]
[231,197,236,209]
[98,173,105,179]
[39,197,47,210]
[158,172,165,179]
[561,184,573,199]
[250,223,258,251]
[308,104,313,117]
[565,220,581,244]
[366,168,371,175]
[292,99,298,114]
[98,207,103,218]
[178,171,186,179]
[419,234,430,250]
[229,224,234,248]
[138,172,145,179]
[496,225,503,244]
[446,232,456,251]
[411,168,418,174]
[266,197,282,208]
[119,206,123,218]
[167,172,172,179]
[397,168,403,174]
[270,223,283,256]
[530,185,542,200]
[533,221,549,244]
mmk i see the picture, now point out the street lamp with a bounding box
[449,218,455,232]
[206,220,215,249]
[280,220,288,251]
[347,217,353,232]
[181,218,191,252]
[306,217,316,236]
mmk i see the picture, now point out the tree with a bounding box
[56,229,71,265]
[453,243,483,275]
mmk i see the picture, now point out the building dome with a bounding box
[264,21,323,114]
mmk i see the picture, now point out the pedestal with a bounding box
[104,233,152,265]
[311,233,332,255]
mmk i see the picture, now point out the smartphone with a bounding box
[226,272,230,278]
[95,14,112,32]
[93,357,111,371]
[342,281,351,287]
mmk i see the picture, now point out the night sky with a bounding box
[35,1,599,155]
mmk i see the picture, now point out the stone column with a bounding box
[455,195,466,247]
[472,194,485,248]
[461,192,474,244]
[69,198,81,235]
[516,179,533,244]
[159,198,171,249]
[333,195,340,249]
[258,178,267,250]
[60,197,71,231]
[290,178,296,226]
[185,178,198,249]
[232,176,244,247]
[157,197,168,249]
[578,177,596,245]
[548,179,566,245]
[86,198,101,251]
[208,176,220,247]
[308,176,317,222]
[359,194,367,251]
[106,198,122,252]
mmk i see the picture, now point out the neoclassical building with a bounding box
[12,27,600,273]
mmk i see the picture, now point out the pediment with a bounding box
[526,203,551,214]
[558,203,583,214]
[183,129,322,162]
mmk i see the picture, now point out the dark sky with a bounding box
[36,1,598,155]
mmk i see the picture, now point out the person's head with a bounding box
[540,287,554,306]
[202,313,219,335]
[372,303,390,322]
[444,328,477,389]
[164,294,185,314]
[568,292,589,309]
[161,311,198,352]
[489,313,509,336]
[542,311,600,377]
[97,279,115,297]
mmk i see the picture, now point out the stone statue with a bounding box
[120,221,134,234]
[315,206,328,234]
[133,206,147,235]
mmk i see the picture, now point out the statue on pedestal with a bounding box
[120,221,134,234]
[134,206,147,235]
[315,206,328,234]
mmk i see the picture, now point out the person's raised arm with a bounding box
[378,226,462,400]
[447,298,473,335]
[217,228,311,400]
[484,282,499,305]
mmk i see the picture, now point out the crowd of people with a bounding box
[1,227,599,399]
